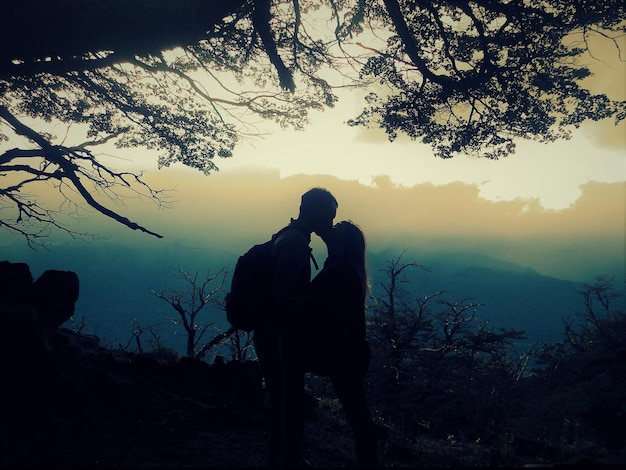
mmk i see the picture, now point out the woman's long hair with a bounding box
[334,221,370,299]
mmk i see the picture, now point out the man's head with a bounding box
[298,187,338,236]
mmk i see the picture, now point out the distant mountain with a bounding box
[366,248,589,347]
[4,240,623,353]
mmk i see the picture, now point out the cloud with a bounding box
[126,169,624,248]
[7,167,622,283]
[581,117,626,150]
[576,32,626,150]
[117,170,622,282]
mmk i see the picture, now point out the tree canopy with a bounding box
[1,0,624,243]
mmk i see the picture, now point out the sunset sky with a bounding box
[63,32,625,287]
[1,26,625,290]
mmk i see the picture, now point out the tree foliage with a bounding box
[349,0,625,159]
[517,277,626,459]
[1,0,624,242]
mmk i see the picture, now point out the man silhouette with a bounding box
[254,187,338,468]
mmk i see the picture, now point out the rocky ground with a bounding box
[0,328,429,469]
[1,261,620,469]
[2,328,617,469]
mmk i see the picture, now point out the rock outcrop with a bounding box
[0,260,268,468]
[0,260,79,331]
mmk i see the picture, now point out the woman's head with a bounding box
[327,221,365,260]
[325,220,369,297]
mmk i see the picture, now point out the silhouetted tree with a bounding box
[223,328,256,362]
[151,266,231,359]
[564,275,624,352]
[367,251,527,442]
[2,1,624,243]
[119,318,163,354]
[367,251,433,387]
[524,276,626,457]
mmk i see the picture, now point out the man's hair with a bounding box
[299,187,338,218]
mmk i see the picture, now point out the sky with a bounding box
[107,64,626,212]
[94,27,626,211]
[2,24,625,289]
[69,32,625,286]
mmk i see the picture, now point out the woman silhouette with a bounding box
[304,221,384,467]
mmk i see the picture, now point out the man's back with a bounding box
[270,221,312,331]
[254,187,338,467]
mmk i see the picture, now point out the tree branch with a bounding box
[0,105,164,238]
[381,0,455,87]
[252,0,296,92]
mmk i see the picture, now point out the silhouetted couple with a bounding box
[253,187,382,468]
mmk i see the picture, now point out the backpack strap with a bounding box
[272,225,319,271]
[309,249,319,271]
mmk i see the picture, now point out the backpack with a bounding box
[225,226,318,332]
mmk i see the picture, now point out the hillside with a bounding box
[2,327,501,469]
[1,258,623,469]
[5,326,623,469]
